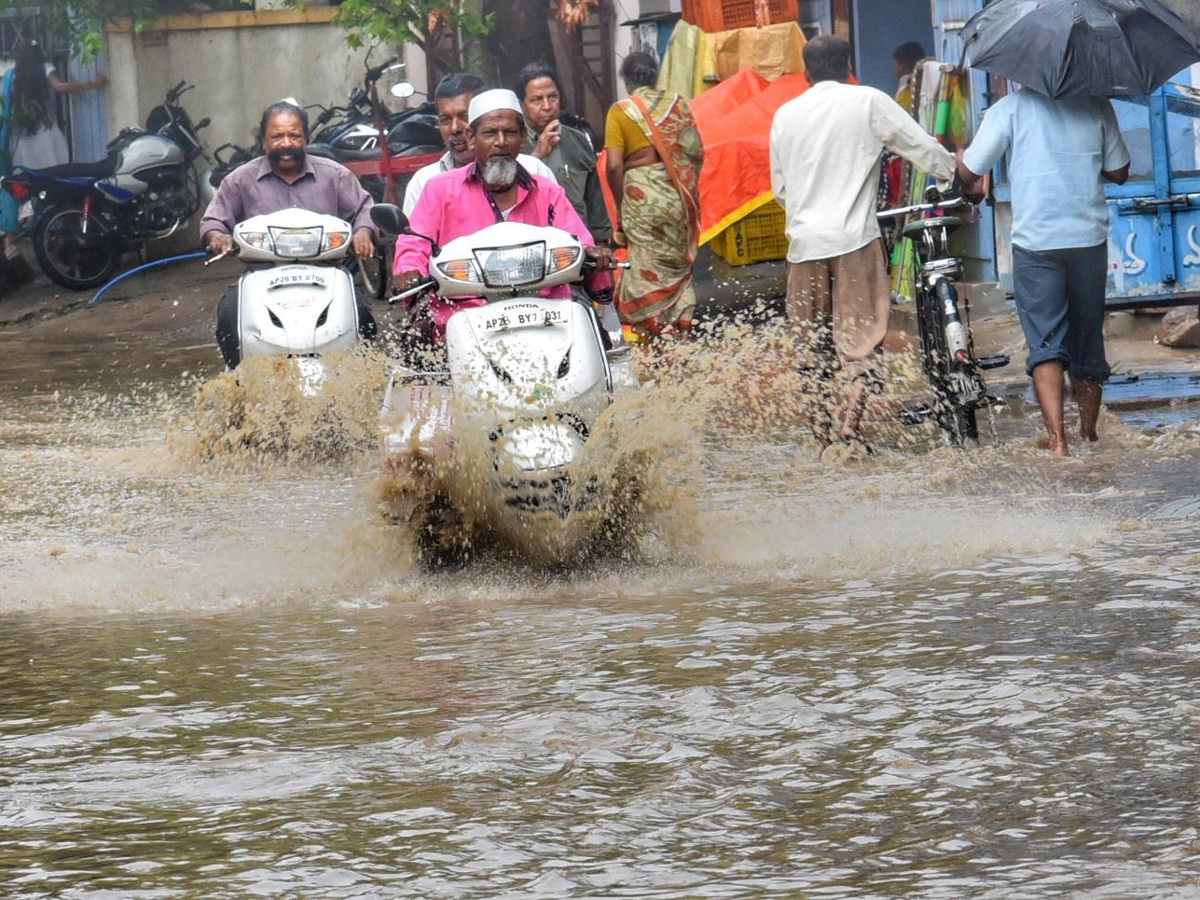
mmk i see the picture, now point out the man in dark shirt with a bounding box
[516,62,612,244]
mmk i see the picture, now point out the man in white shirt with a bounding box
[403,73,555,216]
[770,35,956,449]
[959,90,1130,458]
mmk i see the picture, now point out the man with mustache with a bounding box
[402,73,554,216]
[200,101,378,367]
[394,89,613,343]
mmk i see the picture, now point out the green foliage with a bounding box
[285,0,492,70]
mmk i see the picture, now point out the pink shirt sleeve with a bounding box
[392,179,445,276]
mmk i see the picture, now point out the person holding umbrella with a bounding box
[953,0,1195,457]
[958,95,1129,457]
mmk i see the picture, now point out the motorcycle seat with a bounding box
[30,155,119,180]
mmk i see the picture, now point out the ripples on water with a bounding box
[5,325,1200,895]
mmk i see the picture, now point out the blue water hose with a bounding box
[90,251,209,305]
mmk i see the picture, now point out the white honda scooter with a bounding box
[211,207,363,389]
[371,204,638,566]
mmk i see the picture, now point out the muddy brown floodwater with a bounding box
[5,312,1200,898]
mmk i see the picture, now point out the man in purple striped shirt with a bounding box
[200,101,377,256]
[201,100,379,367]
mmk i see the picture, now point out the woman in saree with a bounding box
[603,52,704,338]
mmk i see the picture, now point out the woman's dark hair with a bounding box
[892,41,926,73]
[258,101,310,142]
[620,52,658,89]
[435,72,486,102]
[12,39,53,133]
[803,35,852,83]
[515,61,562,103]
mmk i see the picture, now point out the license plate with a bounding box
[484,308,566,332]
[269,272,326,289]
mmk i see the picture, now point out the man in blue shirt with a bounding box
[959,89,1130,458]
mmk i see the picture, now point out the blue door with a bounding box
[1106,77,1200,309]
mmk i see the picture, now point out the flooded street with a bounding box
[5,330,1200,897]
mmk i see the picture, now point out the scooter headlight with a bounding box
[473,241,546,288]
[268,225,323,258]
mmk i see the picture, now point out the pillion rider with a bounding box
[393,89,614,343]
[403,72,555,216]
[199,100,379,368]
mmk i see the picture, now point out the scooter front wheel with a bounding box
[33,206,121,291]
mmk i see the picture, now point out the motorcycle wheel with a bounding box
[33,206,121,291]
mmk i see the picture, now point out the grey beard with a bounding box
[482,157,519,191]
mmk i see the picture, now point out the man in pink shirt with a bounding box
[394,89,613,341]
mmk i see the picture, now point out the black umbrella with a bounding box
[961,0,1200,98]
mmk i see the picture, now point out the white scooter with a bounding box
[370,203,638,565]
[210,207,364,388]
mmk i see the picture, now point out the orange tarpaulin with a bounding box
[598,71,816,247]
[692,69,812,244]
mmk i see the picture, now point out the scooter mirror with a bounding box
[390,82,416,99]
[370,203,409,235]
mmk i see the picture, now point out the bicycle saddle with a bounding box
[902,216,962,238]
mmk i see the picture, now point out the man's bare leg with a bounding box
[1031,361,1069,457]
[839,378,869,441]
[1073,377,1102,443]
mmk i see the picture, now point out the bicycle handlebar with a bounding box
[877,195,970,220]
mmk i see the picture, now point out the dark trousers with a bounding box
[215,281,377,369]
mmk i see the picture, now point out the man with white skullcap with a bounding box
[402,74,555,216]
[394,88,614,342]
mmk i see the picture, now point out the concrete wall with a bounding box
[105,18,426,155]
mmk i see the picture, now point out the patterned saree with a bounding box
[615,87,704,335]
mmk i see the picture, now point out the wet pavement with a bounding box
[4,267,1200,896]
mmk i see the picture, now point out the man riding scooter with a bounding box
[393,89,614,343]
[201,100,379,367]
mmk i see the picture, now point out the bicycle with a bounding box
[877,187,1008,446]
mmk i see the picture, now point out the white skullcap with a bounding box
[468,89,524,126]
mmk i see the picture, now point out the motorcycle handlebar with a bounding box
[366,56,401,83]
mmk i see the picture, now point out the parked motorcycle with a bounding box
[211,207,365,388]
[0,80,215,290]
[306,63,442,204]
[370,204,636,565]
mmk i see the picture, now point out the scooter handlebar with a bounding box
[388,276,437,304]
[203,247,239,266]
[582,257,631,270]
